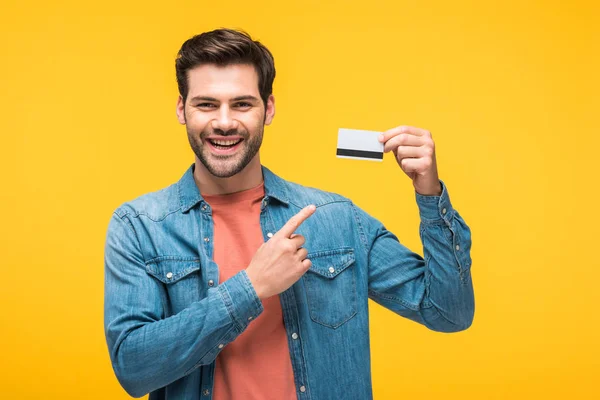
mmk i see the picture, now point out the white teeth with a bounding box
[210,139,241,146]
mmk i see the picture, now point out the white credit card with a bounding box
[336,128,384,161]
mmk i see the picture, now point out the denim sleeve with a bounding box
[103,212,263,397]
[354,179,474,332]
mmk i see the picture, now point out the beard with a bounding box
[186,123,264,178]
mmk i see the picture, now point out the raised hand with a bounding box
[378,125,442,196]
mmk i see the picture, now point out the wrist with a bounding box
[415,180,442,196]
[245,268,265,300]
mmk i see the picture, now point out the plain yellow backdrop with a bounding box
[1,0,599,398]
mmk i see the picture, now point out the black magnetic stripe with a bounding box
[336,148,383,160]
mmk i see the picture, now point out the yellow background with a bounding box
[1,0,599,398]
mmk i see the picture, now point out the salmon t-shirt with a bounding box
[202,182,297,400]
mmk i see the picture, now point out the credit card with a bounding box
[336,128,384,161]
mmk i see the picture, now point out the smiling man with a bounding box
[178,62,271,193]
[104,28,475,400]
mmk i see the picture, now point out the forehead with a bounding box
[186,63,260,98]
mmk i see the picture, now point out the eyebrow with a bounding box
[189,95,260,103]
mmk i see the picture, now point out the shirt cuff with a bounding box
[218,270,264,333]
[415,179,454,224]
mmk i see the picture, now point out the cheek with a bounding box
[186,112,210,131]
[245,111,266,128]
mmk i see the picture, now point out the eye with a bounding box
[197,103,217,109]
[234,102,252,108]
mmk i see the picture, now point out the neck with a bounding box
[193,155,263,196]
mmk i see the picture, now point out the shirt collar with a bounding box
[178,163,289,213]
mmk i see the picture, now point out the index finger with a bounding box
[378,125,426,143]
[277,205,316,238]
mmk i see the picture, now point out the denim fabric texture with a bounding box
[104,163,475,399]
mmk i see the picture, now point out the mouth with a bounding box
[205,138,244,155]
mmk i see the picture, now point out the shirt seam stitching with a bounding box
[116,212,147,264]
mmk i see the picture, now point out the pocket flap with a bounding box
[145,256,201,284]
[307,247,355,279]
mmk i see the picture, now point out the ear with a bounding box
[176,95,186,125]
[264,94,275,125]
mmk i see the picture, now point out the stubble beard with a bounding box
[187,123,264,179]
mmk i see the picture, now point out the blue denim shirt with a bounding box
[104,163,474,399]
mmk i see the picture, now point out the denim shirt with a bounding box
[104,163,474,399]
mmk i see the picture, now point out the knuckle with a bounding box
[284,241,296,253]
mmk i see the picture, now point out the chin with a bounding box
[209,169,239,178]
[206,161,245,178]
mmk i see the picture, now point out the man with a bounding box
[104,28,474,400]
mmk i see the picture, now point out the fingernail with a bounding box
[308,204,316,211]
[378,134,384,142]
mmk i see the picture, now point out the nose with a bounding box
[211,105,239,133]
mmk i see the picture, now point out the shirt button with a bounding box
[248,316,253,321]
[201,204,208,211]
[292,332,298,340]
[328,267,335,273]
[166,272,173,280]
[455,244,460,251]
[300,386,306,393]
[218,344,224,349]
[204,237,210,242]
[208,280,214,287]
[267,232,274,238]
[203,389,210,396]
[442,208,447,214]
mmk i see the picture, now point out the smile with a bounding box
[208,139,242,147]
[207,138,243,148]
[206,138,244,154]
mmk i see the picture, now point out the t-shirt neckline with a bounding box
[201,181,265,206]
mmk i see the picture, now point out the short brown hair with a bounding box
[175,28,276,107]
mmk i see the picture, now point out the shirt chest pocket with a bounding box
[145,257,202,312]
[303,247,357,329]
